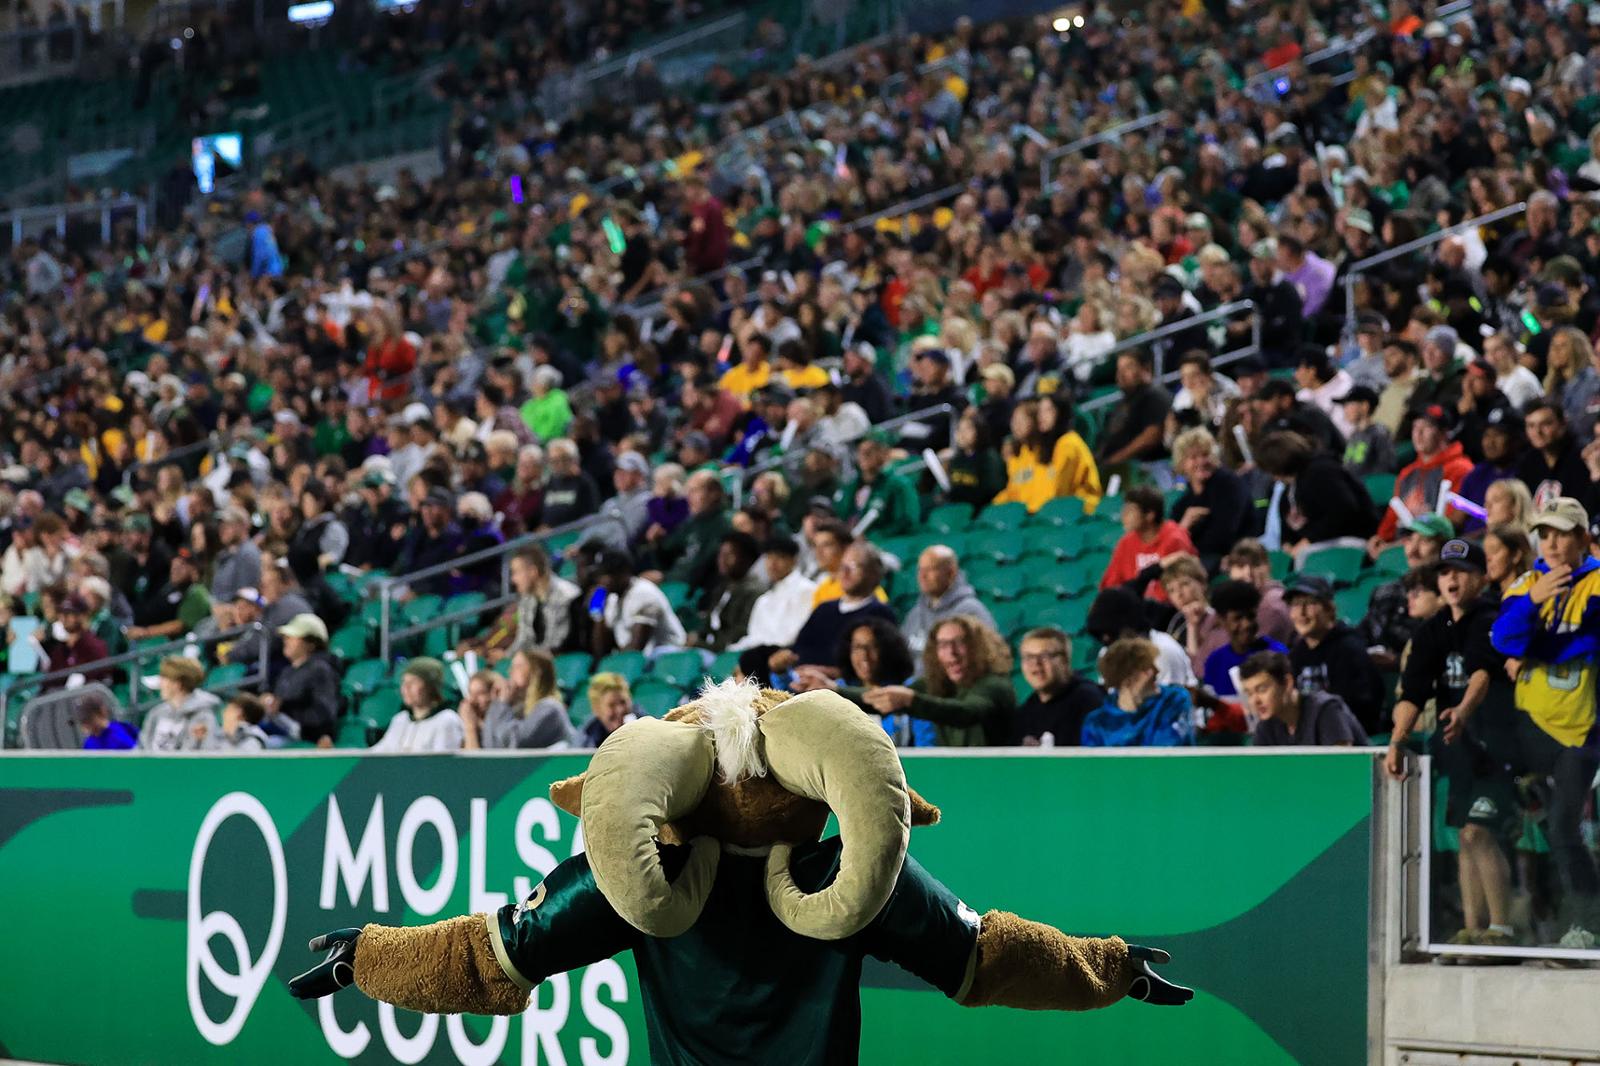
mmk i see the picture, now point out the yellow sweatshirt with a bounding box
[992,433,1102,514]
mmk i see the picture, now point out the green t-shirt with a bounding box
[177,584,212,634]
[834,471,921,537]
[492,840,978,1066]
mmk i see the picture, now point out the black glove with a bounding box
[1124,945,1193,1006]
[288,927,362,1000]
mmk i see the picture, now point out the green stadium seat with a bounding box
[341,658,390,700]
[632,681,684,718]
[360,687,402,726]
[1011,671,1031,703]
[1028,496,1086,527]
[988,601,1026,638]
[650,650,706,691]
[874,534,921,565]
[926,502,974,534]
[1334,586,1372,625]
[660,582,692,611]
[1374,543,1409,576]
[204,663,247,690]
[401,594,444,627]
[329,624,370,662]
[1298,545,1367,587]
[568,689,592,728]
[708,650,741,682]
[1071,634,1103,673]
[1268,550,1293,581]
[1364,473,1397,506]
[595,650,647,685]
[973,566,1031,603]
[336,716,380,749]
[973,501,1029,532]
[554,652,593,694]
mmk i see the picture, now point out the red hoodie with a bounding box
[1100,520,1198,602]
[1374,440,1474,541]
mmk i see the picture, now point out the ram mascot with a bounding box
[290,681,1190,1062]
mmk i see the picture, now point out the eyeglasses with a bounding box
[1020,651,1067,666]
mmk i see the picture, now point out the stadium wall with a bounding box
[0,750,1377,1065]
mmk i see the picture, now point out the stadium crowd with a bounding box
[3,0,1600,950]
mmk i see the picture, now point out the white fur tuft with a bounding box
[696,676,768,784]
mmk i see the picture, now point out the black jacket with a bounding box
[842,372,895,425]
[1245,278,1304,367]
[1011,676,1107,746]
[1290,622,1386,734]
[1172,466,1254,566]
[1516,441,1596,513]
[1287,451,1379,544]
[273,652,341,743]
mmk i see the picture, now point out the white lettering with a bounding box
[320,795,390,913]
[579,961,630,1066]
[446,1013,510,1066]
[396,796,458,917]
[512,798,561,903]
[469,798,509,916]
[317,995,370,1058]
[378,1004,438,1065]
[520,972,571,1066]
[186,792,287,1046]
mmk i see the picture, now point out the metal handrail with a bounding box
[1080,342,1263,414]
[843,183,964,234]
[0,622,269,748]
[1091,298,1257,382]
[1040,111,1170,192]
[2,195,149,246]
[568,10,748,88]
[387,592,516,644]
[731,401,960,506]
[1338,201,1528,343]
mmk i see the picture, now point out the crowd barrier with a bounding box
[0,748,1379,1065]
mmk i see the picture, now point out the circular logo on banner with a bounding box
[187,792,287,1046]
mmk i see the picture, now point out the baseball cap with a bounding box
[1403,512,1456,540]
[397,402,432,426]
[123,513,153,533]
[1413,403,1457,434]
[1250,238,1278,260]
[1503,76,1532,97]
[1336,385,1380,407]
[422,487,455,510]
[847,341,878,367]
[1438,539,1487,574]
[60,593,90,614]
[63,488,92,512]
[234,587,267,607]
[1532,496,1590,533]
[1344,208,1374,235]
[361,468,397,489]
[1483,406,1524,437]
[1152,274,1185,298]
[402,656,447,693]
[1282,573,1335,603]
[1183,212,1211,230]
[279,613,330,644]
[615,451,651,477]
[681,431,712,454]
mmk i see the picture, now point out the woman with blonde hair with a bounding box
[466,649,576,749]
[578,672,636,747]
[1543,326,1595,426]
[840,614,1015,747]
[1483,478,1534,535]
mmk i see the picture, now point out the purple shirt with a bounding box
[1285,252,1335,318]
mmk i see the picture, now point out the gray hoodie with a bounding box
[481,697,577,749]
[901,576,997,656]
[138,689,223,751]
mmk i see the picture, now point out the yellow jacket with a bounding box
[718,360,771,401]
[992,432,1102,514]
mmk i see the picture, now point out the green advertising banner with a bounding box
[0,750,1374,1065]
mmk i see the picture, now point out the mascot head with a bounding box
[549,678,939,942]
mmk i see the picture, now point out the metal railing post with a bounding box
[255,621,268,688]
[379,580,392,664]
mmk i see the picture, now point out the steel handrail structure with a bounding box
[1080,300,1261,413]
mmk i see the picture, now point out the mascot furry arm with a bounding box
[290,684,1190,1060]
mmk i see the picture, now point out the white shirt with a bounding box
[1496,364,1543,411]
[604,577,686,654]
[373,708,465,752]
[732,568,820,650]
[1099,629,1197,688]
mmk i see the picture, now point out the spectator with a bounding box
[1337,386,1397,477]
[1081,637,1195,748]
[1245,239,1305,366]
[43,593,111,687]
[465,651,576,749]
[1012,626,1105,747]
[1170,428,1253,568]
[1096,349,1172,476]
[125,548,212,642]
[1238,652,1367,747]
[901,545,996,657]
[1084,587,1197,689]
[1172,352,1240,432]
[1491,496,1600,939]
[1361,513,1451,662]
[1484,526,1534,598]
[373,657,465,752]
[696,531,766,652]
[1161,555,1227,678]
[1283,574,1386,734]
[521,367,574,443]
[1201,580,1286,697]
[1483,332,1542,411]
[946,410,1008,514]
[835,432,919,538]
[847,615,1014,747]
[265,613,339,746]
[719,334,773,401]
[541,439,601,529]
[137,656,221,752]
[1387,539,1519,950]
[1369,404,1473,550]
[681,176,730,276]
[580,451,653,554]
[77,694,138,750]
[647,470,731,587]
[393,487,465,596]
[209,506,261,604]
[838,342,893,426]
[645,463,691,540]
[1100,486,1198,603]
[1255,431,1378,554]
[1275,234,1334,319]
[1294,348,1355,435]
[1458,411,1525,529]
[591,550,687,657]
[827,617,929,747]
[1409,326,1468,418]
[476,544,579,661]
[208,692,271,751]
[1516,401,1591,507]
[578,672,637,747]
[790,542,896,670]
[731,536,817,651]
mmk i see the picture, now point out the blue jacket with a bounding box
[250,222,284,278]
[84,721,139,750]
[1080,684,1195,747]
[1491,555,1600,747]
